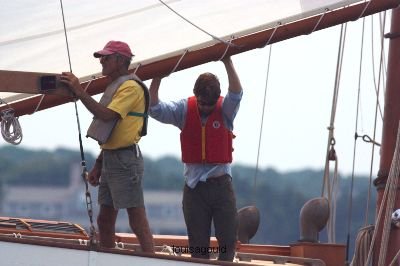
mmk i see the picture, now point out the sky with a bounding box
[0,2,390,179]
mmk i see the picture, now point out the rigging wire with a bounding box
[167,49,189,76]
[252,45,273,205]
[322,21,348,244]
[309,8,328,34]
[157,0,238,48]
[217,36,234,61]
[370,15,385,120]
[356,0,373,21]
[60,0,72,73]
[365,123,400,266]
[355,133,381,146]
[365,11,387,226]
[379,12,388,97]
[350,12,389,265]
[133,63,141,75]
[32,95,46,114]
[345,15,366,264]
[59,0,96,247]
[262,23,281,47]
[367,14,388,265]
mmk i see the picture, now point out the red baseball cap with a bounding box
[93,41,134,58]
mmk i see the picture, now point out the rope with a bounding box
[262,23,281,47]
[378,12,387,97]
[348,12,387,264]
[326,151,339,243]
[59,0,73,74]
[346,15,366,264]
[350,225,374,266]
[73,98,97,247]
[133,63,141,75]
[167,49,188,76]
[217,36,234,61]
[370,15,385,120]
[161,245,177,256]
[324,138,340,243]
[158,0,237,48]
[59,0,96,247]
[309,8,328,34]
[356,0,373,21]
[364,10,387,227]
[253,45,273,205]
[364,123,400,265]
[32,95,46,114]
[83,78,94,93]
[378,124,400,265]
[322,22,347,243]
[389,248,400,266]
[0,105,23,145]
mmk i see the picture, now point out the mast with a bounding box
[374,6,400,266]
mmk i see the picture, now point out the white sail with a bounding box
[0,0,361,104]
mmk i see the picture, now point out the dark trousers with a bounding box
[182,174,238,261]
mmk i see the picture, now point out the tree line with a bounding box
[0,145,377,256]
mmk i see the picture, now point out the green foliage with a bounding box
[143,156,184,190]
[0,145,95,186]
[231,166,324,244]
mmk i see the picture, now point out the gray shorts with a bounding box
[98,145,144,209]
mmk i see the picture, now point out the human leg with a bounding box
[97,204,118,248]
[97,161,119,248]
[211,176,238,261]
[183,183,213,259]
[103,148,154,252]
[127,207,154,253]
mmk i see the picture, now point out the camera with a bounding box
[40,75,58,92]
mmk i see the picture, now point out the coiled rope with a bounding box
[0,99,22,145]
[350,225,374,266]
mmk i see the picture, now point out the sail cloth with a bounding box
[0,0,376,108]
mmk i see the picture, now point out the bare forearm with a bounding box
[60,72,118,121]
[149,77,162,106]
[95,150,103,166]
[222,57,242,94]
[77,92,117,121]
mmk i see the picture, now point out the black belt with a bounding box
[104,144,137,151]
[206,174,232,184]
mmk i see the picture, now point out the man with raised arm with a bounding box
[149,56,243,261]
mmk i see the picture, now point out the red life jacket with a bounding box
[180,96,233,163]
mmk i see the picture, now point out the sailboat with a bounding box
[1,0,400,265]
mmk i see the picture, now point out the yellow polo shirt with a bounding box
[101,80,145,149]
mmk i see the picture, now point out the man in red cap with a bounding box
[60,40,154,253]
